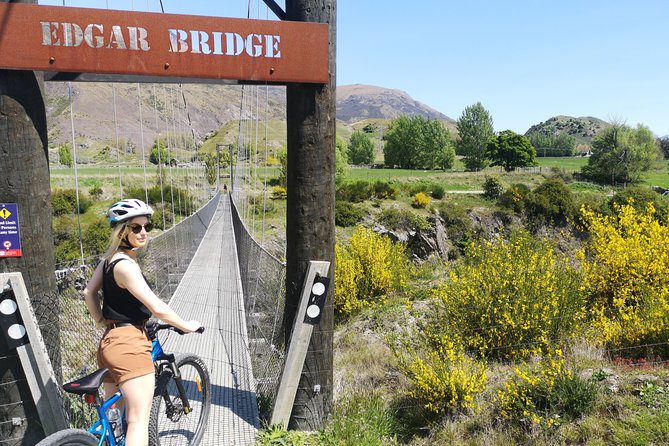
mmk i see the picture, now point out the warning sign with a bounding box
[0,204,22,257]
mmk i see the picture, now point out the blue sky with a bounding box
[38,1,669,136]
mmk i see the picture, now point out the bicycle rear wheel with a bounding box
[148,354,211,445]
[35,429,98,446]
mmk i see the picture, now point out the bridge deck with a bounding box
[158,193,258,445]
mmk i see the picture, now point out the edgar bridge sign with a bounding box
[0,3,328,84]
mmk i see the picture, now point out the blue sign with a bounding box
[0,203,21,257]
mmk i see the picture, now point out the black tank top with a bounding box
[102,258,152,322]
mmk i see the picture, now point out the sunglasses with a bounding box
[127,222,153,234]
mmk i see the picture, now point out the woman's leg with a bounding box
[118,373,155,446]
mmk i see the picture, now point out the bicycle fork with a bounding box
[155,358,193,420]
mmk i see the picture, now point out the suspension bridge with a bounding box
[0,1,336,444]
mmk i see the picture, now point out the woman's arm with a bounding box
[113,260,201,333]
[83,261,105,327]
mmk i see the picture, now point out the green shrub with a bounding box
[604,185,669,222]
[378,207,430,231]
[524,178,577,226]
[82,218,110,258]
[496,357,598,431]
[430,184,445,199]
[483,176,504,199]
[252,196,275,215]
[335,201,365,227]
[336,180,372,203]
[372,180,399,200]
[407,180,431,196]
[412,192,430,208]
[89,185,103,199]
[545,166,573,183]
[124,185,194,217]
[52,189,93,216]
[498,183,531,213]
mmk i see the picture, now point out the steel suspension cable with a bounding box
[137,83,149,204]
[163,85,176,227]
[112,85,123,198]
[152,84,167,230]
[66,82,85,266]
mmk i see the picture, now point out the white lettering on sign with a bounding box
[41,22,150,51]
[38,20,283,60]
[168,29,281,58]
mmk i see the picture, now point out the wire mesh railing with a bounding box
[230,195,287,420]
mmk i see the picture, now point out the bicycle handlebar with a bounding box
[147,322,205,338]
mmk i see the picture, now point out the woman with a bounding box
[83,199,201,446]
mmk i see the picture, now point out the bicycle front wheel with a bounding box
[148,354,211,445]
[35,429,98,446]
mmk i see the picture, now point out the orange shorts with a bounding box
[97,325,154,384]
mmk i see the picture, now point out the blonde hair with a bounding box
[103,222,129,262]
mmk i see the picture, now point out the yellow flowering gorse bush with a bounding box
[431,231,585,360]
[495,351,568,429]
[335,226,410,315]
[412,192,430,208]
[578,202,669,347]
[394,339,487,413]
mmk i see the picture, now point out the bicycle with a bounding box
[36,322,212,446]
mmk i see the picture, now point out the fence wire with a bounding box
[230,196,287,419]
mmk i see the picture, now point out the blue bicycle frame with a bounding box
[87,391,124,446]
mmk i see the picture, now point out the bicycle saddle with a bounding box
[63,368,110,395]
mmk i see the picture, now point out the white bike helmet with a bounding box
[107,199,154,226]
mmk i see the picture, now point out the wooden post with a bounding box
[0,3,60,442]
[271,261,330,427]
[2,273,69,435]
[284,0,336,430]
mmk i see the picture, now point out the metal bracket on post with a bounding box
[270,260,330,427]
[0,273,68,434]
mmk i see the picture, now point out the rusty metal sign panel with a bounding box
[0,3,329,83]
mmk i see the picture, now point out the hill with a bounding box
[44,82,454,160]
[336,84,452,123]
[525,115,609,149]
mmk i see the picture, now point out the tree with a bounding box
[383,115,455,169]
[277,146,287,187]
[456,102,495,171]
[58,142,73,167]
[1,68,60,443]
[527,132,577,157]
[335,137,348,185]
[203,153,218,185]
[383,115,419,168]
[347,130,375,165]
[422,118,456,170]
[581,123,660,185]
[658,136,669,159]
[149,139,169,165]
[486,130,537,172]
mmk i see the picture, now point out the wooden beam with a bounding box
[262,0,287,20]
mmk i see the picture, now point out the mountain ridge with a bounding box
[44,82,608,156]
